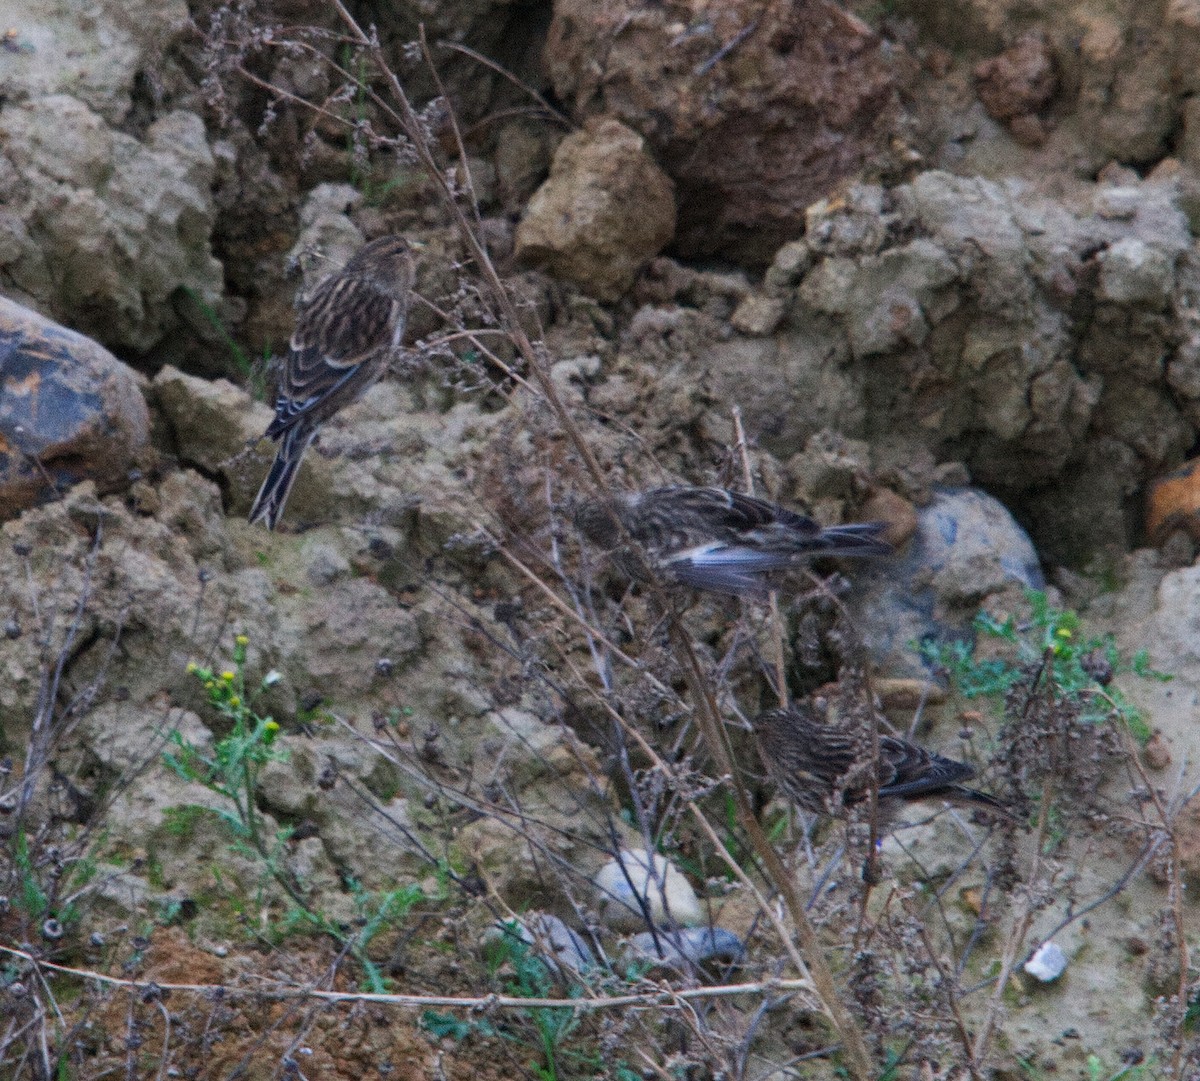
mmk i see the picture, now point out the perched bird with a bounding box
[574,485,890,597]
[249,235,416,529]
[753,702,1008,822]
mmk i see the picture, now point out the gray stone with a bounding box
[488,913,596,980]
[731,294,787,337]
[0,295,150,519]
[0,0,188,124]
[0,99,222,352]
[1097,237,1176,308]
[593,848,703,931]
[625,927,745,970]
[1024,940,1068,982]
[290,183,365,291]
[856,487,1044,677]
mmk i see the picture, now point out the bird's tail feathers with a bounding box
[248,427,316,530]
[813,522,893,558]
[947,785,1018,819]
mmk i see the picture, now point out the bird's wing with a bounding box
[265,278,402,433]
[292,276,400,368]
[878,739,976,799]
[758,708,861,781]
[664,542,802,596]
[658,487,818,536]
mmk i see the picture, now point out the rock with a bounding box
[856,487,1044,677]
[1141,731,1171,771]
[859,486,919,549]
[494,119,558,214]
[289,183,365,291]
[0,0,188,124]
[593,848,703,931]
[974,32,1057,124]
[0,99,223,352]
[875,677,947,711]
[763,240,814,293]
[1097,238,1176,309]
[0,296,150,519]
[1179,97,1200,169]
[731,294,787,337]
[790,170,1192,559]
[624,927,745,970]
[1086,50,1176,165]
[544,0,898,262]
[1024,940,1067,983]
[487,913,595,980]
[281,577,424,700]
[152,365,299,520]
[515,117,676,301]
[1145,457,1200,545]
[302,540,352,586]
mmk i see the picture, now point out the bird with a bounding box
[753,701,1008,823]
[573,485,891,597]
[248,235,416,529]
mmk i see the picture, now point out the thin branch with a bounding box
[0,946,809,1012]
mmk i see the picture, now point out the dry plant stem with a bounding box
[436,41,573,128]
[664,614,875,1080]
[0,946,809,1011]
[970,775,1054,1070]
[971,652,1056,1066]
[1109,710,1190,1081]
[485,528,677,701]
[911,908,979,1075]
[306,11,871,1074]
[328,3,613,495]
[731,405,786,708]
[556,648,815,987]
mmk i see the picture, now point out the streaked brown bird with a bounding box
[754,702,1007,822]
[249,235,416,529]
[574,485,890,597]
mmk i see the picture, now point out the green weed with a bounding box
[921,590,1166,743]
[169,634,428,991]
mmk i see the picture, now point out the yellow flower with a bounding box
[186,661,198,674]
[264,720,280,733]
[222,671,235,682]
[229,696,240,708]
[1055,627,1071,639]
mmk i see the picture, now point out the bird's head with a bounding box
[346,235,418,291]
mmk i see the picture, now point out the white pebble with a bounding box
[1024,940,1067,982]
[593,848,702,931]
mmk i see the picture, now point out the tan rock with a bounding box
[515,117,675,301]
[731,294,787,336]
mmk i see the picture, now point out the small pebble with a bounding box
[1024,940,1067,982]
[625,927,745,970]
[593,849,703,931]
[1142,731,1171,771]
[487,913,595,980]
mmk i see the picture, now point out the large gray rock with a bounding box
[0,295,149,519]
[0,98,222,353]
[856,486,1044,677]
[0,0,189,124]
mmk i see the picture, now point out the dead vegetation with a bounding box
[1,4,1197,1080]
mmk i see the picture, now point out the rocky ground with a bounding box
[2,0,1200,1078]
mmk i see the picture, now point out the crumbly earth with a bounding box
[3,0,1200,1077]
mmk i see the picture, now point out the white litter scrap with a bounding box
[1024,940,1067,982]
